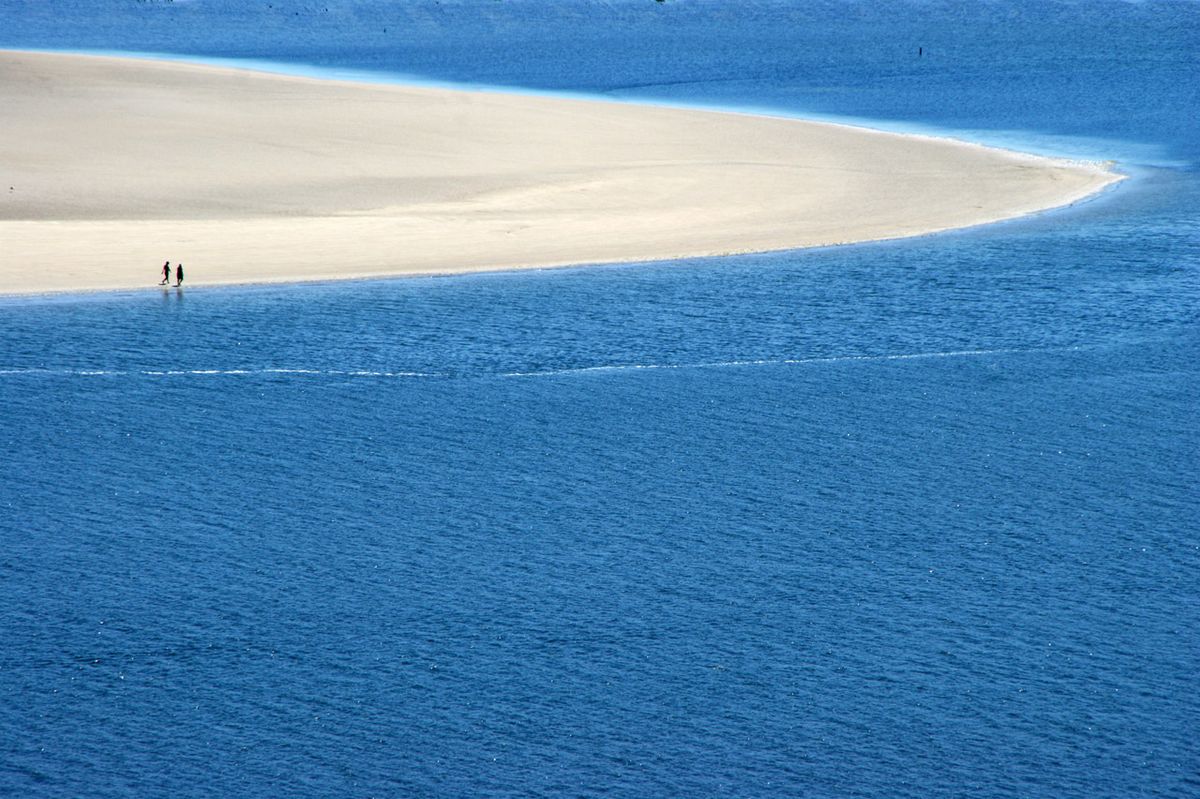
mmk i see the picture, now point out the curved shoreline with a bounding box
[8,47,1135,166]
[0,50,1122,296]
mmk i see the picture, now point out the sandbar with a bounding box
[0,51,1120,295]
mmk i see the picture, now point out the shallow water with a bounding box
[1,2,1198,797]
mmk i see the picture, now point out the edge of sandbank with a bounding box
[0,49,1127,298]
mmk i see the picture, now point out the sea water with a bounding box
[1,2,1197,797]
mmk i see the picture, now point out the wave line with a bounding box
[0,347,1065,381]
[500,346,1048,378]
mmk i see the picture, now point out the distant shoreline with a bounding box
[0,50,1122,296]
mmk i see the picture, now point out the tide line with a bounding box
[0,346,1066,381]
[499,347,1045,378]
[0,367,440,378]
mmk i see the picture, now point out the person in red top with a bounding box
[160,261,170,285]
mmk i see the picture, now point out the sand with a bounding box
[0,50,1120,295]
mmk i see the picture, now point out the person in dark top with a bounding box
[161,261,170,285]
[176,263,184,287]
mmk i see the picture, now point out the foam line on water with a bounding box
[0,347,1068,381]
[499,347,1045,378]
[0,368,441,378]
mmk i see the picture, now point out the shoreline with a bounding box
[0,50,1123,296]
[11,47,1129,166]
[0,183,1124,303]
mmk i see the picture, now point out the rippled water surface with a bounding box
[2,2,1198,797]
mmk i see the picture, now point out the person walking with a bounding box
[160,261,171,285]
[175,263,184,287]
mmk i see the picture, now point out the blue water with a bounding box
[1,2,1198,797]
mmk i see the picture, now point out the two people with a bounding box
[159,260,184,287]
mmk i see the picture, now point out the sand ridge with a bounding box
[0,50,1120,294]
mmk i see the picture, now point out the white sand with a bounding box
[0,50,1119,294]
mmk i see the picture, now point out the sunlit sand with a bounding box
[0,50,1120,294]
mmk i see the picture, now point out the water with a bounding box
[1,2,1198,797]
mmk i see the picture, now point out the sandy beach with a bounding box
[0,50,1119,295]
